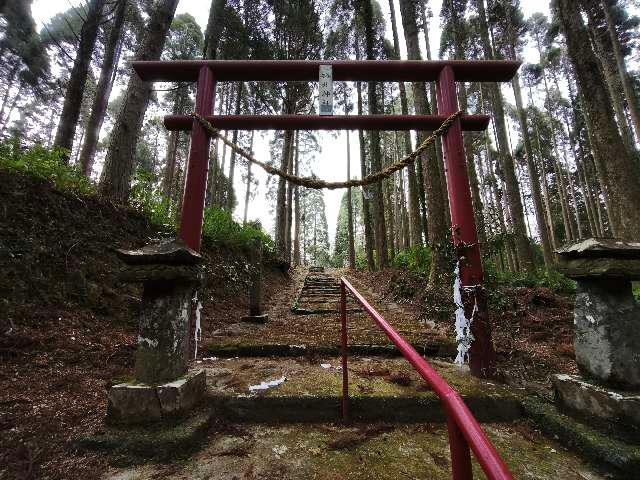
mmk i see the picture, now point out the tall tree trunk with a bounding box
[474,0,534,270]
[73,129,85,165]
[554,66,594,238]
[346,125,356,269]
[355,44,375,271]
[532,32,577,243]
[243,131,255,224]
[393,172,401,252]
[530,103,560,250]
[501,10,554,267]
[559,138,584,239]
[570,96,600,237]
[79,0,127,176]
[575,87,616,232]
[384,137,396,261]
[582,2,635,151]
[394,131,411,249]
[0,64,18,127]
[602,0,640,146]
[207,84,226,206]
[486,137,514,269]
[549,125,576,242]
[401,173,411,249]
[163,130,180,197]
[0,82,23,135]
[420,0,447,238]
[557,0,640,240]
[398,0,449,283]
[216,89,233,206]
[226,83,243,212]
[275,127,293,258]
[293,132,301,266]
[388,0,422,247]
[361,0,388,269]
[99,0,179,202]
[512,75,554,267]
[54,0,106,160]
[204,0,227,59]
[285,131,296,261]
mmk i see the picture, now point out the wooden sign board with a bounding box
[319,65,333,116]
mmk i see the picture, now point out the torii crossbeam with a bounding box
[132,59,520,377]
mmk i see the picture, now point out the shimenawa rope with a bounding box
[190,110,463,190]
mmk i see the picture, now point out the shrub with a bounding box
[392,245,432,275]
[129,168,176,231]
[129,168,273,253]
[202,206,274,254]
[0,139,95,195]
[355,249,369,270]
[484,261,576,294]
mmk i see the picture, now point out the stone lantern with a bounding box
[106,240,206,424]
[554,238,640,427]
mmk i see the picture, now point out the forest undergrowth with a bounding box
[375,222,600,389]
[350,248,579,387]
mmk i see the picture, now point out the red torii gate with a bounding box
[132,59,520,376]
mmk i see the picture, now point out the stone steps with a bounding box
[202,356,521,424]
[202,341,456,359]
[293,270,362,315]
[207,394,520,424]
[83,352,630,480]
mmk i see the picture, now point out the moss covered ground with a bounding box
[103,422,606,479]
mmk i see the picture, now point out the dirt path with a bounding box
[201,268,454,357]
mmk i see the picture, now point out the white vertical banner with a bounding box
[319,65,333,116]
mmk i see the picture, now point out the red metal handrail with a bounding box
[340,277,513,480]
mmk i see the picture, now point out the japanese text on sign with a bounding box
[319,65,333,116]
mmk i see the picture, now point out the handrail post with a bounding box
[447,416,473,480]
[340,280,349,422]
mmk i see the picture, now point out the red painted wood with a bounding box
[436,66,496,376]
[164,114,490,132]
[340,282,349,422]
[179,66,216,252]
[448,417,474,480]
[133,59,520,83]
[436,66,483,284]
[341,277,513,480]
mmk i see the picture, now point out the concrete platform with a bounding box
[201,356,521,423]
[523,396,640,477]
[553,373,640,427]
[107,369,206,425]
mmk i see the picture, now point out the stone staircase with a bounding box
[292,268,361,315]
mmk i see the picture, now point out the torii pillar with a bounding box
[180,66,216,252]
[437,66,495,377]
